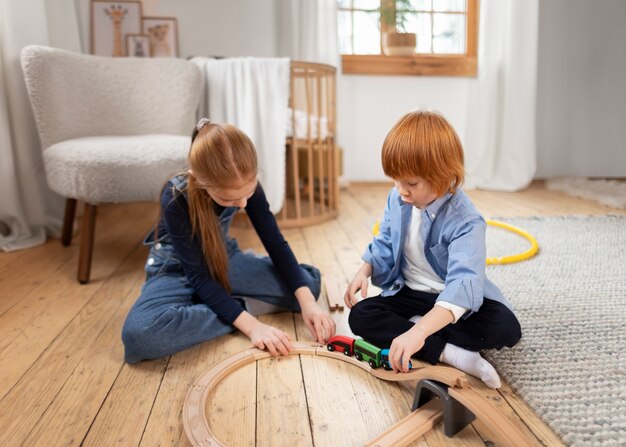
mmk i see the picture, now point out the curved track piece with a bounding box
[365,399,443,447]
[449,387,534,447]
[183,342,533,447]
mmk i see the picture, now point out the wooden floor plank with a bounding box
[0,242,63,313]
[204,334,257,447]
[2,182,618,447]
[0,205,153,402]
[0,204,133,317]
[139,332,252,446]
[0,245,27,271]
[256,312,313,447]
[297,222,416,446]
[498,381,565,447]
[285,223,380,446]
[82,357,169,447]
[297,354,380,446]
[22,259,146,447]
[0,241,148,446]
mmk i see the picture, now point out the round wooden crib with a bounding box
[277,61,339,228]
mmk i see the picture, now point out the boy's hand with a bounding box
[389,327,426,373]
[344,263,373,308]
[344,274,368,308]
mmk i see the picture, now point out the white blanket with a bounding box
[192,57,290,213]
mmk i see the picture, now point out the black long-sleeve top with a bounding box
[158,176,307,324]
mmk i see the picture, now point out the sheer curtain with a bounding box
[0,0,82,251]
[275,0,340,68]
[464,0,539,191]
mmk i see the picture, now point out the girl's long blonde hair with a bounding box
[186,122,257,291]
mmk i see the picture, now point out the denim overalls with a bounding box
[121,177,321,364]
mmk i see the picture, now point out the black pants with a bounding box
[348,287,521,365]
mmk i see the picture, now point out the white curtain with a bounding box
[192,57,291,214]
[0,0,82,251]
[464,0,539,191]
[276,0,340,68]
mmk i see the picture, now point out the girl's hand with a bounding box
[300,300,336,343]
[389,327,426,373]
[248,320,293,356]
[344,263,373,308]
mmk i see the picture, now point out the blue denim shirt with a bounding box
[363,188,512,319]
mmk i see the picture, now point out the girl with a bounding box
[122,119,335,363]
[344,111,521,388]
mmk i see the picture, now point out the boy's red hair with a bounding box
[382,110,465,195]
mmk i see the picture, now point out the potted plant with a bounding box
[380,0,416,56]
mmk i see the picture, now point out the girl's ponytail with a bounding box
[187,175,230,292]
[186,121,257,292]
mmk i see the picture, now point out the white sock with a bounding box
[439,343,501,389]
[241,297,286,317]
[409,314,422,323]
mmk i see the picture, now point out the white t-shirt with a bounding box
[402,206,466,323]
[402,207,445,293]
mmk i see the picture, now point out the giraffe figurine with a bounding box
[104,5,128,57]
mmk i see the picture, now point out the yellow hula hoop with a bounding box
[485,219,539,265]
[371,219,539,265]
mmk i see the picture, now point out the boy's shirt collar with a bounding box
[395,190,454,222]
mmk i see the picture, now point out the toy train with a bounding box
[326,335,412,371]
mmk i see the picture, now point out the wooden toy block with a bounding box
[323,277,344,311]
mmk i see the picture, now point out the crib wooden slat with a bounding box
[317,72,326,214]
[277,62,338,228]
[291,66,302,220]
[305,69,314,218]
[325,73,335,213]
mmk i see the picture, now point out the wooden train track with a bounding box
[183,342,533,447]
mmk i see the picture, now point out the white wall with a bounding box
[535,0,626,178]
[157,0,277,59]
[73,0,471,182]
[77,0,626,182]
[75,0,277,59]
[337,75,470,181]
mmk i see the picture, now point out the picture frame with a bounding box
[91,1,142,57]
[125,34,151,57]
[142,16,179,58]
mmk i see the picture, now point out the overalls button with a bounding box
[155,243,162,250]
[147,257,155,265]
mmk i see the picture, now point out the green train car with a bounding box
[353,338,383,369]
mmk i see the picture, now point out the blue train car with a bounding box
[380,348,413,371]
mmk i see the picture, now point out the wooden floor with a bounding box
[0,182,623,447]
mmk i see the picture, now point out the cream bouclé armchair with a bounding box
[21,45,202,283]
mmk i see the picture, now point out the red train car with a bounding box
[326,335,355,356]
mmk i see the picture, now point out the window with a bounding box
[337,0,478,76]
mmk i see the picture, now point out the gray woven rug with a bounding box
[482,216,626,446]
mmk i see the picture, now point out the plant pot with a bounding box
[382,32,416,56]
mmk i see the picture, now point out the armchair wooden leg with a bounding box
[77,203,98,284]
[61,198,77,246]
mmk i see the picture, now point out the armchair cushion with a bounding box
[44,134,190,203]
